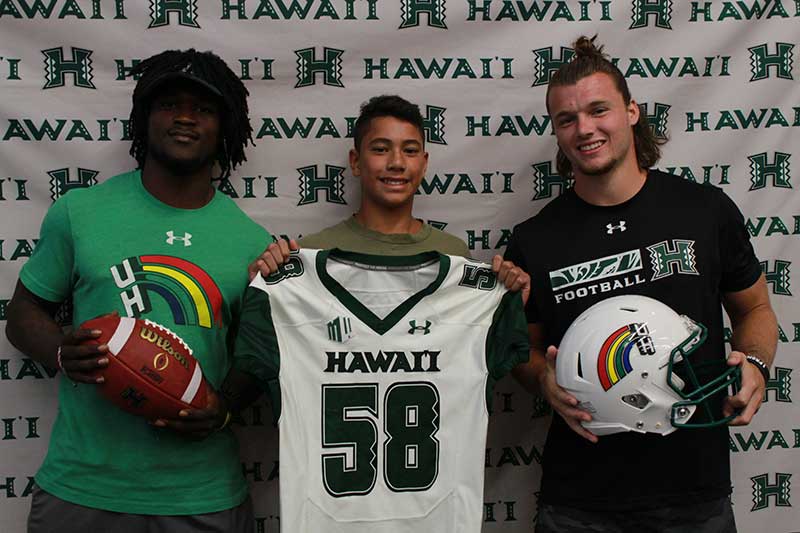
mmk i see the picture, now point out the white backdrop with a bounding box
[0,1,798,532]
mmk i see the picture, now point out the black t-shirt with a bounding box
[505,170,762,510]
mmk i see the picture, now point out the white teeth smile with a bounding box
[579,141,604,151]
[381,179,407,185]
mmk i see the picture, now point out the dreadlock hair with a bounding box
[128,49,253,181]
[546,36,666,179]
[353,95,425,150]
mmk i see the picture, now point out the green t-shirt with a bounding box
[299,216,470,257]
[20,170,272,514]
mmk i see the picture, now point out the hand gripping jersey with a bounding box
[234,249,529,532]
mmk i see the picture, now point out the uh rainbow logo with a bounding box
[110,255,223,329]
[598,323,656,391]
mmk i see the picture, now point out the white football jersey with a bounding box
[234,249,528,532]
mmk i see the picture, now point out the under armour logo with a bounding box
[606,221,627,234]
[166,231,192,246]
[408,320,432,335]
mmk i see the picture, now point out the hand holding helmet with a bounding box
[555,295,741,436]
[539,344,599,444]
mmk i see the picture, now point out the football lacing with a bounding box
[142,318,194,355]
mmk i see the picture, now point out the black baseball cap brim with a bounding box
[138,71,223,101]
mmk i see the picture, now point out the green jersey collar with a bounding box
[315,249,451,335]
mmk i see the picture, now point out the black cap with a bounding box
[134,49,226,103]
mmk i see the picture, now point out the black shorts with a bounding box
[535,496,736,533]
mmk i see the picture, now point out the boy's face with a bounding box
[350,115,428,212]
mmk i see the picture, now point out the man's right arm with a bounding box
[6,280,63,368]
[5,280,108,383]
[513,322,598,443]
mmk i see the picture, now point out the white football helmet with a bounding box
[555,295,740,436]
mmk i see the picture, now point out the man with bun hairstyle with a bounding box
[506,36,777,532]
[6,49,272,532]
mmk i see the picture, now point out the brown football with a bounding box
[80,315,210,420]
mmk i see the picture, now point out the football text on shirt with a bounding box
[550,240,699,304]
[554,273,647,304]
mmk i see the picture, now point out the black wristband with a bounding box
[745,354,770,384]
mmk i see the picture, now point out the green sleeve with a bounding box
[19,197,75,303]
[233,285,282,419]
[485,291,530,404]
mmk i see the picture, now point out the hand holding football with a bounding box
[80,315,210,420]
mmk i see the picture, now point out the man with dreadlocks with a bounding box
[5,49,270,532]
[505,36,776,531]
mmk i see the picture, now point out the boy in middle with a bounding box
[254,94,529,298]
[222,95,532,532]
[299,94,470,257]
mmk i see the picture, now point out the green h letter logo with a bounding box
[532,161,573,200]
[297,165,346,205]
[42,47,95,89]
[647,240,699,281]
[761,260,792,296]
[148,0,200,28]
[751,473,791,511]
[630,0,673,29]
[399,0,447,29]
[532,47,574,87]
[748,152,792,190]
[295,47,344,88]
[763,367,792,403]
[639,102,670,140]
[748,43,794,82]
[47,168,98,201]
[423,105,446,145]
